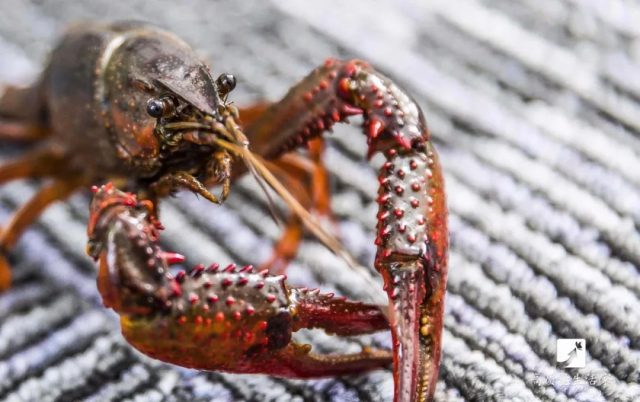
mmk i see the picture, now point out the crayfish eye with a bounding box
[146,97,175,118]
[216,73,236,97]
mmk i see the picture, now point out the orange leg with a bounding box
[0,176,84,290]
[0,146,64,184]
[0,120,48,142]
[237,103,337,274]
[256,138,336,274]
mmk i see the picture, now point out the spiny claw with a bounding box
[87,184,392,378]
[239,58,448,401]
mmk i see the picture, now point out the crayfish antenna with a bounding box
[214,138,369,275]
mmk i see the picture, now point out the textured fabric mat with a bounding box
[0,1,639,401]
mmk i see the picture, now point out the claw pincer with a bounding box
[87,184,391,378]
[343,61,448,402]
[247,59,449,401]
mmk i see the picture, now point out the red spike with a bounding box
[255,281,265,289]
[338,77,351,96]
[396,134,412,150]
[222,278,233,287]
[246,306,255,316]
[259,269,269,277]
[207,294,219,303]
[331,109,341,122]
[161,252,186,264]
[240,265,253,273]
[237,277,249,286]
[341,104,363,116]
[266,294,276,303]
[175,271,186,283]
[191,264,205,277]
[369,118,385,139]
[207,263,220,272]
[226,296,236,306]
[223,264,236,273]
[377,194,391,204]
[91,185,99,193]
[233,311,242,321]
[377,210,390,220]
[170,281,182,297]
[189,293,199,305]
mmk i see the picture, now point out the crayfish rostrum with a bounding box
[0,21,448,402]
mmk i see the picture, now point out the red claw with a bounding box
[237,59,448,401]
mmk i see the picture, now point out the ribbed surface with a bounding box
[1,0,639,400]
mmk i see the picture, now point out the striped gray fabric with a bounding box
[1,1,639,401]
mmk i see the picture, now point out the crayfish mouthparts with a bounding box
[87,184,393,378]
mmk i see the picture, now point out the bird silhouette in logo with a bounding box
[558,341,583,368]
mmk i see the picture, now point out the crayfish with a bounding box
[0,21,448,402]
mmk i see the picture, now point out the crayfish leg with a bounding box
[0,120,48,142]
[255,143,335,274]
[0,252,10,291]
[0,147,65,184]
[0,83,46,124]
[237,99,336,276]
[0,177,85,288]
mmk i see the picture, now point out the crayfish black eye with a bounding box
[146,97,175,118]
[216,73,236,96]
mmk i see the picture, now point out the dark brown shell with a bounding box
[44,21,221,178]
